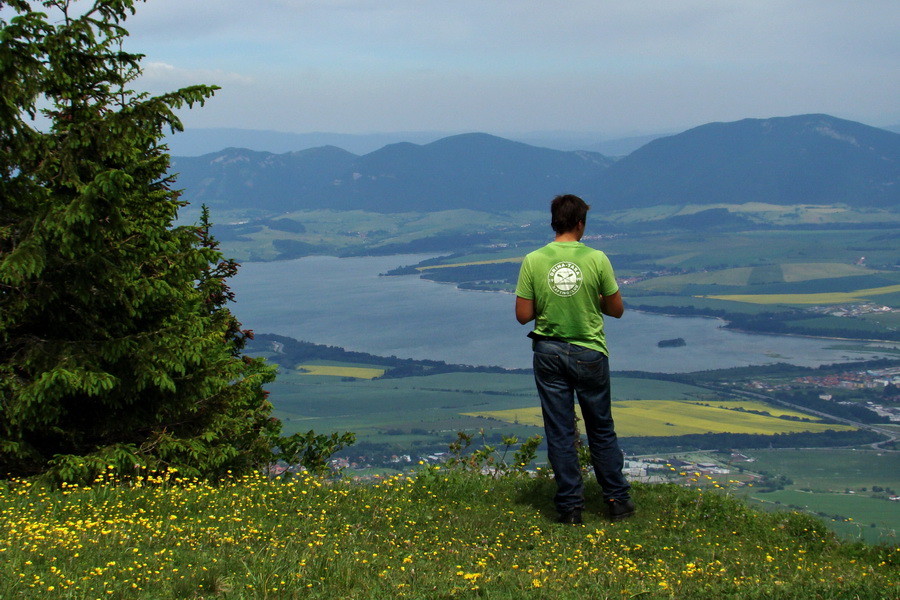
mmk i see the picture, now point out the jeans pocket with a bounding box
[534,351,562,383]
[576,355,608,385]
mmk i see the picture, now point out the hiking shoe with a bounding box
[607,498,636,522]
[557,508,583,525]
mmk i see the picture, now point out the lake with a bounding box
[229,255,890,373]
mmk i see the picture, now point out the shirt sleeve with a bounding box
[598,252,619,297]
[515,256,534,300]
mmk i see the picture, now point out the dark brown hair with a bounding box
[550,194,590,233]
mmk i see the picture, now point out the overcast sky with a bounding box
[114,1,900,137]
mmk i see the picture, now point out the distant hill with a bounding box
[164,128,455,157]
[171,146,358,213]
[586,114,900,208]
[170,115,900,214]
[171,133,612,213]
[164,127,659,156]
[497,132,668,155]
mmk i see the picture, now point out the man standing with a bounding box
[515,194,634,525]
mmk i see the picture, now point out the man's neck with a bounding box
[554,233,581,242]
[555,222,585,242]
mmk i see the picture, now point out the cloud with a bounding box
[120,0,900,135]
[139,62,254,92]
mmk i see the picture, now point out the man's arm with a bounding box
[600,290,624,318]
[515,296,535,324]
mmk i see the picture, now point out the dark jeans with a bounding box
[532,339,631,513]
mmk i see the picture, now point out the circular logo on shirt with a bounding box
[548,261,582,297]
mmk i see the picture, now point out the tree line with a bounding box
[248,334,531,378]
[632,304,900,342]
[622,429,883,455]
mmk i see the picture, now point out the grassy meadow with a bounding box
[735,449,900,495]
[722,449,900,545]
[752,490,900,543]
[2,467,898,600]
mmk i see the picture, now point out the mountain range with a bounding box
[170,114,900,214]
[586,115,900,209]
[163,128,665,157]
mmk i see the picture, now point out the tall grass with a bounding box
[1,467,897,599]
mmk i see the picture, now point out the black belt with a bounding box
[527,331,568,343]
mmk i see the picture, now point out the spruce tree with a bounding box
[0,0,278,482]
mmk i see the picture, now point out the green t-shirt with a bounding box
[515,241,619,356]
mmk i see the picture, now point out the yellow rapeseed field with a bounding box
[416,257,523,271]
[684,400,813,418]
[701,284,900,305]
[464,400,854,437]
[296,365,385,379]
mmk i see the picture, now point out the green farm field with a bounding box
[738,448,900,492]
[860,311,900,330]
[209,208,544,261]
[605,228,900,275]
[266,368,714,441]
[267,369,545,444]
[703,284,900,305]
[266,364,858,445]
[729,449,900,545]
[627,262,882,294]
[605,203,900,228]
[750,490,900,545]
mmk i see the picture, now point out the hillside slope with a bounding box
[3,471,897,599]
[333,133,612,212]
[171,145,358,213]
[588,114,900,208]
